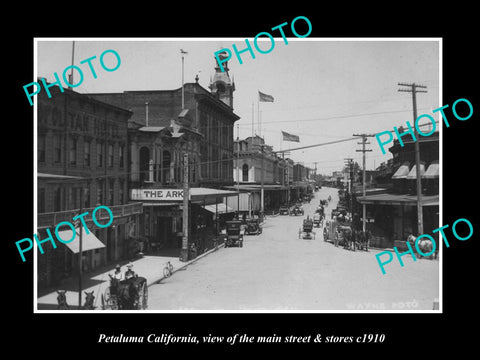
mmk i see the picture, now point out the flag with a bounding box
[258,91,274,102]
[282,131,300,142]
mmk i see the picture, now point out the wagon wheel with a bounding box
[101,286,117,310]
[138,281,148,310]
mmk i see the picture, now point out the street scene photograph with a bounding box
[33,38,441,312]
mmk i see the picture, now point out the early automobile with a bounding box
[224,220,244,247]
[313,213,322,227]
[290,204,304,216]
[244,218,262,235]
[279,205,290,215]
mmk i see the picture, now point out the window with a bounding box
[53,135,61,163]
[108,180,115,205]
[108,144,114,167]
[69,137,77,165]
[83,187,90,208]
[54,187,62,211]
[119,180,124,204]
[84,140,91,167]
[97,142,103,167]
[97,180,104,204]
[119,145,124,168]
[38,188,45,213]
[242,164,249,182]
[38,134,46,163]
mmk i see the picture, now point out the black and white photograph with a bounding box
[7,7,479,353]
[33,38,441,312]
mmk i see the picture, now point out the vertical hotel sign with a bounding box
[130,189,189,201]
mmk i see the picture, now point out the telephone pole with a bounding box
[344,158,353,214]
[180,152,189,262]
[354,133,374,232]
[398,82,427,235]
[260,144,265,223]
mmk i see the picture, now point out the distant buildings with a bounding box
[231,135,314,214]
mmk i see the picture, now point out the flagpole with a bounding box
[251,101,254,139]
[257,95,260,137]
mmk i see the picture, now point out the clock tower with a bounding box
[209,51,235,109]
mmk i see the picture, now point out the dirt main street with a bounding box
[147,187,440,311]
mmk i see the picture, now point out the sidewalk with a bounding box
[36,243,224,310]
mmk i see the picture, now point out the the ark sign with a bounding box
[130,189,187,201]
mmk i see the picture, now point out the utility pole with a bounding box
[260,144,265,223]
[313,161,318,186]
[76,188,84,308]
[354,133,374,232]
[180,152,189,262]
[398,82,427,235]
[236,124,240,217]
[344,158,353,214]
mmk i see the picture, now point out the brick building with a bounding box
[37,84,143,289]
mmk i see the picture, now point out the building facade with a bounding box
[356,130,439,249]
[37,84,143,289]
[87,57,240,255]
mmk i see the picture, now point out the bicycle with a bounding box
[163,261,173,278]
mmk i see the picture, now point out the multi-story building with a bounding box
[87,56,240,254]
[37,83,143,289]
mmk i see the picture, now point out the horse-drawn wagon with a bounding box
[299,216,315,240]
[101,274,148,310]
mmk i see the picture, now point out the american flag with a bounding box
[282,131,300,142]
[258,91,274,102]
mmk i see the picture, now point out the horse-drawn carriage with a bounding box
[244,218,262,235]
[299,216,315,240]
[101,275,148,310]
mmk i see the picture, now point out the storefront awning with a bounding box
[190,188,239,202]
[57,227,106,253]
[203,203,235,214]
[423,160,439,179]
[391,162,410,179]
[225,184,286,192]
[356,193,439,206]
[406,162,426,179]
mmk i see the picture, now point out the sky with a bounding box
[36,38,440,175]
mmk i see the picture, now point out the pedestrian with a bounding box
[124,262,136,280]
[112,264,123,280]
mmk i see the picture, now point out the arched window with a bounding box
[242,164,249,182]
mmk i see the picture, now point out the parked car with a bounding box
[279,205,290,215]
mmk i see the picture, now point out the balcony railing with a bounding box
[37,202,143,229]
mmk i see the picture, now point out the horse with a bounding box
[407,234,436,259]
[108,275,146,310]
[56,290,69,310]
[83,291,95,310]
[345,228,355,251]
[354,229,371,251]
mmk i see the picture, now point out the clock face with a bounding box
[217,83,225,93]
